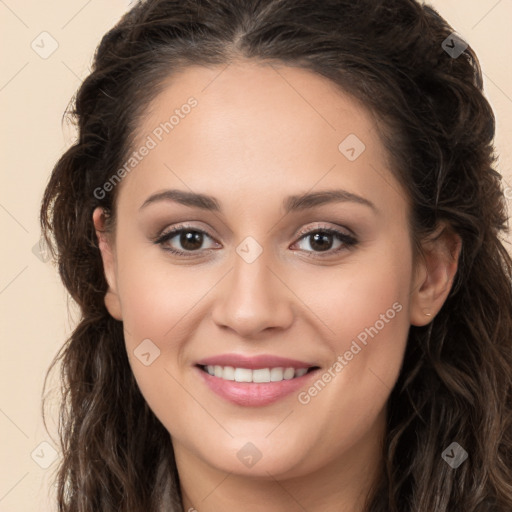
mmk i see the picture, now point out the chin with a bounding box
[196,436,316,479]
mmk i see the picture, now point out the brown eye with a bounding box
[178,231,204,251]
[293,227,358,256]
[306,232,335,252]
[154,226,220,255]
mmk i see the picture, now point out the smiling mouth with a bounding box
[197,364,319,383]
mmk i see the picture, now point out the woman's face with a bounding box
[94,61,450,481]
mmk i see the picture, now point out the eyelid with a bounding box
[152,223,220,252]
[153,222,358,257]
[294,222,355,240]
[290,223,358,256]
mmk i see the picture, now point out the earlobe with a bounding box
[409,223,462,327]
[92,207,123,321]
[104,289,123,321]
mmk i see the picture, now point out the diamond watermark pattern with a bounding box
[134,338,161,366]
[236,236,263,264]
[237,442,262,468]
[441,442,468,469]
[32,237,51,263]
[31,31,59,59]
[31,441,58,469]
[338,134,366,161]
[441,33,468,59]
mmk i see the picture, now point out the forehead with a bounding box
[133,60,381,160]
[120,61,407,220]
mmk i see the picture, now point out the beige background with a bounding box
[1,1,511,510]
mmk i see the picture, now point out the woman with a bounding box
[40,0,512,510]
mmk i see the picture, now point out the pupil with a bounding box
[311,232,332,251]
[181,231,203,250]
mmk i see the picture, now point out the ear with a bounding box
[409,222,462,326]
[92,207,123,321]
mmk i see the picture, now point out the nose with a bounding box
[210,251,294,338]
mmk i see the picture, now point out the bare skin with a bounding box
[93,61,461,511]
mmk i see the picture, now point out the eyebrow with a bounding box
[139,188,377,214]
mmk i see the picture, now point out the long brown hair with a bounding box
[40,0,512,510]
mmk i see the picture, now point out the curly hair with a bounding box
[40,0,512,510]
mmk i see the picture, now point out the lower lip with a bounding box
[195,366,319,406]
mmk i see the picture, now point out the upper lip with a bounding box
[195,354,318,370]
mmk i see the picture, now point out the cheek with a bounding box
[113,249,210,436]
[115,242,209,341]
[296,237,412,352]
[285,252,411,469]
[335,245,411,375]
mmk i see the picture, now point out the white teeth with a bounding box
[203,365,311,382]
[295,368,308,377]
[222,366,235,380]
[252,368,271,383]
[234,368,252,382]
[270,367,284,381]
[283,367,295,380]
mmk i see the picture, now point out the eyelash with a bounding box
[152,223,358,258]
